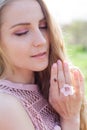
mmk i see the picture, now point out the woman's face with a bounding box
[0,0,49,72]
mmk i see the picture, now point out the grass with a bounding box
[66,44,87,98]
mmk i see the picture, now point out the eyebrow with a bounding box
[10,17,46,29]
[10,23,30,29]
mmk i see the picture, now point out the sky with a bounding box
[44,0,87,24]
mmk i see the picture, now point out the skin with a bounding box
[0,0,49,129]
[0,93,35,130]
[49,60,84,130]
[1,0,49,84]
[0,0,84,130]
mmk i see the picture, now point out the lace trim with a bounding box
[0,83,61,130]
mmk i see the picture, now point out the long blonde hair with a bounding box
[0,0,87,129]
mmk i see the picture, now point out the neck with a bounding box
[3,67,35,84]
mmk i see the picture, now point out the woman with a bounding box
[0,0,86,130]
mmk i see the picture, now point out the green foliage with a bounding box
[62,20,87,47]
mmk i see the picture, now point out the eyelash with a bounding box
[39,25,48,29]
[15,31,28,36]
[15,25,47,36]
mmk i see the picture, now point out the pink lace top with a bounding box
[0,79,61,130]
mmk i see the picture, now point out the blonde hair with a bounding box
[0,0,87,129]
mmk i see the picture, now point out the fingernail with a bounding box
[57,60,61,65]
[52,63,57,69]
[74,70,79,79]
[64,61,68,67]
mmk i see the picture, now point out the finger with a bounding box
[73,70,81,95]
[63,61,72,85]
[71,67,84,94]
[57,60,65,89]
[50,63,59,96]
[78,70,85,96]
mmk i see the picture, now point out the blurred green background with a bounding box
[62,20,87,98]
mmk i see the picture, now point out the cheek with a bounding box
[2,41,29,64]
[6,48,28,67]
[10,46,28,59]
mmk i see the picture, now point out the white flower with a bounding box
[54,125,61,130]
[60,84,75,96]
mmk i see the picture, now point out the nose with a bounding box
[32,28,47,47]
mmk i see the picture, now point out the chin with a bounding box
[34,61,48,72]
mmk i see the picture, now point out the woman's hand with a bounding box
[49,60,84,120]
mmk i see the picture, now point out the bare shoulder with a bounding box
[0,93,35,130]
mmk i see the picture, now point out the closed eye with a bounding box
[15,31,28,36]
[39,25,47,29]
[39,20,48,30]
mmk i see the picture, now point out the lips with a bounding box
[31,52,47,57]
